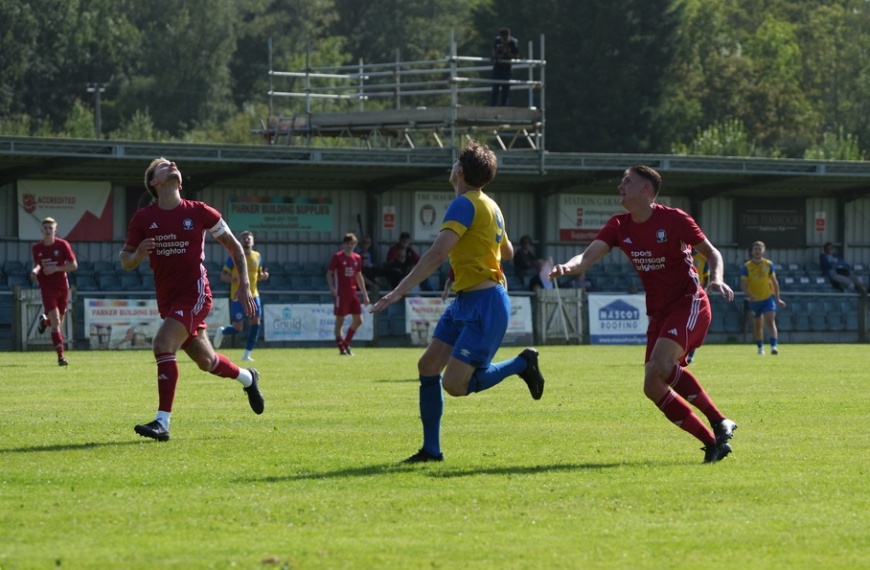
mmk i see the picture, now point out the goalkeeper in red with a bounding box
[550,165,737,463]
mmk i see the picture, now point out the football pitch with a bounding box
[1,344,867,569]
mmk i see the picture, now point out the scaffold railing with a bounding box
[256,33,546,161]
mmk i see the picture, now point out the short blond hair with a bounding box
[41,217,57,226]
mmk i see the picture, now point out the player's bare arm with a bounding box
[695,239,734,301]
[500,237,514,261]
[119,238,155,270]
[370,230,458,314]
[216,231,255,317]
[550,240,610,280]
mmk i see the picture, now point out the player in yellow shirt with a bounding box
[369,141,546,463]
[740,241,786,355]
[214,231,269,361]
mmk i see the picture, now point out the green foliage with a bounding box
[1,345,868,568]
[59,99,96,139]
[107,109,170,142]
[804,128,867,161]
[672,118,763,157]
[2,0,869,156]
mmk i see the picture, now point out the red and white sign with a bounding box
[18,180,113,241]
[382,206,396,230]
[815,211,826,233]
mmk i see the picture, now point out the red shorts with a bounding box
[645,294,711,366]
[334,293,362,317]
[41,286,69,315]
[162,295,213,345]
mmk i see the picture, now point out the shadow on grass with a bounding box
[239,461,626,484]
[0,440,145,454]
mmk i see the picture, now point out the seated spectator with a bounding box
[820,242,866,293]
[386,231,432,290]
[355,235,385,291]
[386,232,421,265]
[513,235,538,288]
[529,259,554,292]
[384,246,417,289]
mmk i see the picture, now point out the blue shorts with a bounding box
[432,284,509,368]
[229,296,261,323]
[748,295,776,317]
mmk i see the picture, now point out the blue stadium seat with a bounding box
[3,260,25,275]
[97,273,121,290]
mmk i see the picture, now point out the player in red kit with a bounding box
[550,165,738,463]
[119,158,264,442]
[327,233,370,355]
[31,217,78,366]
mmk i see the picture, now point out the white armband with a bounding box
[209,218,229,239]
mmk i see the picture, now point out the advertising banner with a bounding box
[226,197,333,233]
[404,296,534,346]
[558,195,624,242]
[735,198,806,249]
[17,180,113,241]
[83,298,229,349]
[413,191,455,241]
[263,303,374,342]
[557,194,670,242]
[587,293,648,345]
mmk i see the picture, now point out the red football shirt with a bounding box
[124,199,221,317]
[328,251,362,297]
[32,238,76,292]
[595,204,706,318]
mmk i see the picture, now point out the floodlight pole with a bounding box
[86,83,106,139]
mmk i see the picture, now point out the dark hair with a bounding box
[343,232,358,243]
[628,165,662,196]
[458,141,498,188]
[399,231,411,239]
[499,28,510,37]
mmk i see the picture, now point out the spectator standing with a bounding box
[490,27,519,106]
[120,158,264,442]
[820,242,866,293]
[370,141,546,464]
[549,165,737,464]
[213,230,269,361]
[31,217,77,366]
[740,241,786,355]
[327,233,370,355]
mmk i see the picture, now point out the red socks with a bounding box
[343,327,356,348]
[667,365,724,424]
[51,331,64,359]
[209,353,241,379]
[656,391,715,445]
[155,353,178,412]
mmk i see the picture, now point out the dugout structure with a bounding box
[255,33,546,167]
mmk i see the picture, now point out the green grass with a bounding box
[1,344,867,569]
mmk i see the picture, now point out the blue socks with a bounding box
[466,356,526,394]
[246,324,260,351]
[419,374,443,456]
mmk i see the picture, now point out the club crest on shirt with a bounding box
[656,229,668,243]
[183,218,194,230]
